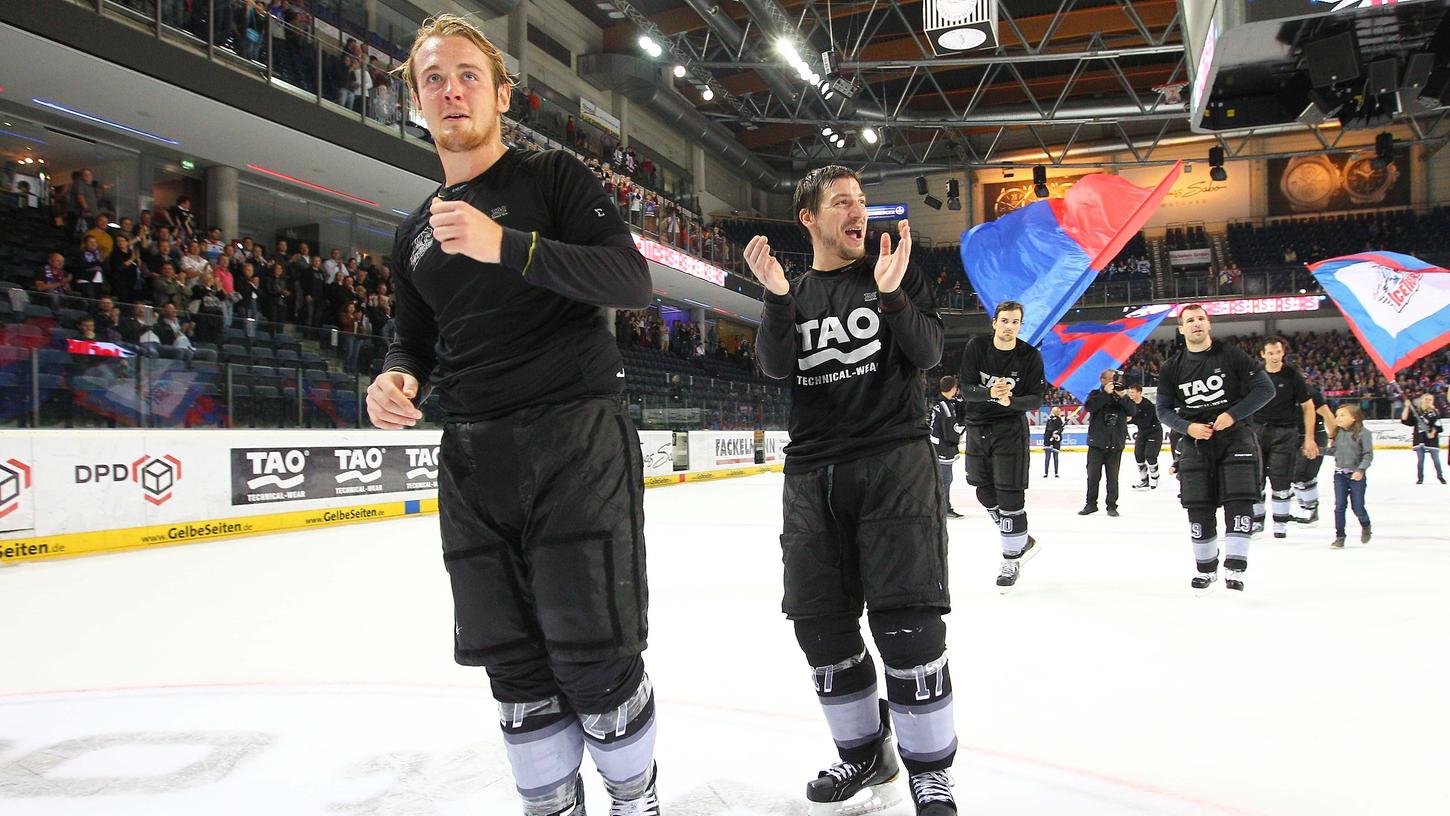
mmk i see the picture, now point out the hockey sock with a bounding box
[1148,462,1160,482]
[870,610,955,775]
[499,695,585,816]
[810,650,885,762]
[1270,487,1294,525]
[999,508,1028,557]
[1224,501,1253,570]
[1294,480,1319,511]
[975,486,1001,525]
[1252,501,1266,526]
[1137,462,1149,483]
[579,673,658,801]
[1188,508,1219,572]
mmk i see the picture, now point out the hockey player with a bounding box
[930,376,966,519]
[1250,337,1318,539]
[1292,385,1335,523]
[1127,383,1163,489]
[368,16,657,816]
[749,165,957,816]
[1043,407,1065,478]
[1155,305,1274,592]
[958,302,1045,592]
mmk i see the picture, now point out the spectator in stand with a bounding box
[202,226,226,262]
[83,214,115,257]
[153,301,195,356]
[322,247,344,283]
[75,235,108,302]
[117,302,151,345]
[150,261,187,309]
[235,262,261,321]
[165,195,197,243]
[179,240,210,283]
[143,237,180,276]
[527,87,540,122]
[66,168,100,239]
[106,234,144,306]
[261,261,292,324]
[34,252,73,309]
[565,115,576,148]
[189,271,227,345]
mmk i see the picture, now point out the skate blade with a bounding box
[809,779,902,816]
[1020,539,1043,564]
[1193,582,1216,597]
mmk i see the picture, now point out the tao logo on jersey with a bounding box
[796,307,881,371]
[979,372,1017,392]
[1178,374,1226,406]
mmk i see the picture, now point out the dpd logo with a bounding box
[0,458,32,519]
[76,455,183,505]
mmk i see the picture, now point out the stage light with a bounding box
[862,127,878,144]
[1209,146,1227,181]
[1033,165,1049,198]
[701,87,714,101]
[673,65,687,78]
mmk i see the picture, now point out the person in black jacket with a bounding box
[1043,407,1065,477]
[930,375,965,518]
[1127,383,1163,490]
[1081,369,1131,516]
[1403,393,1446,484]
[748,164,957,815]
[366,17,655,816]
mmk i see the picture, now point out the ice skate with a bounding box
[908,770,956,815]
[806,703,902,816]
[608,764,659,816]
[1191,570,1217,595]
[1225,569,1245,591]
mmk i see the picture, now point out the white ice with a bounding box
[2,449,1448,815]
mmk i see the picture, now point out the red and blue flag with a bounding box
[1040,305,1173,401]
[961,162,1181,346]
[1309,251,1450,379]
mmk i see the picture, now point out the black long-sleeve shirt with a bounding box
[384,149,650,421]
[957,335,1044,424]
[1084,388,1131,450]
[1154,341,1275,435]
[756,257,942,473]
[1130,396,1162,440]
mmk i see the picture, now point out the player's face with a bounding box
[1179,310,1210,343]
[802,177,868,263]
[412,35,510,155]
[1260,342,1285,367]
[1129,388,1142,403]
[992,309,1022,343]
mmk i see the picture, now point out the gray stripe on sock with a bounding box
[887,695,953,717]
[892,696,957,759]
[1225,534,1250,560]
[821,685,879,707]
[502,715,578,746]
[899,737,960,764]
[821,685,882,746]
[507,719,584,795]
[587,715,657,786]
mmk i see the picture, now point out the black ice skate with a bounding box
[996,537,1038,594]
[806,702,902,816]
[1294,506,1319,525]
[908,770,957,815]
[1191,570,1217,595]
[1225,569,1245,591]
[548,776,586,816]
[608,764,660,816]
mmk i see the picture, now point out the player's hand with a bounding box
[873,219,911,294]
[429,198,504,264]
[990,379,1012,400]
[367,369,422,429]
[1212,413,1236,432]
[1188,422,1214,440]
[1303,439,1320,459]
[743,235,790,296]
[1352,470,1364,481]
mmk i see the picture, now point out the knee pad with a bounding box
[552,654,645,713]
[796,615,876,699]
[487,654,561,706]
[974,486,998,513]
[995,489,1025,514]
[867,607,947,670]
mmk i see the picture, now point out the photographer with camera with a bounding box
[1081,369,1132,517]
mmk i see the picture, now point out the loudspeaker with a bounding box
[1365,58,1397,97]
[915,176,928,196]
[923,195,943,210]
[1304,32,1361,88]
[1398,53,1436,110]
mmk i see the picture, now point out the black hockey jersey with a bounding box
[1154,341,1274,433]
[930,396,965,463]
[756,256,943,473]
[1254,364,1312,427]
[1130,396,1163,440]
[384,149,650,420]
[957,335,1044,424]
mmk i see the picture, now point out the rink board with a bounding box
[0,429,788,564]
[1029,419,1416,451]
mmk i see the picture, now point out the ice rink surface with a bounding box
[2,449,1447,815]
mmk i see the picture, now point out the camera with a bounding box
[1111,370,1125,389]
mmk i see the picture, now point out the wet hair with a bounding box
[792,165,861,225]
[395,13,515,96]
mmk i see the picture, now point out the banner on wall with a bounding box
[229,444,440,506]
[1169,248,1214,266]
[1268,149,1410,215]
[687,431,756,472]
[638,431,675,477]
[978,174,1089,221]
[1119,165,1251,228]
[762,432,789,464]
[580,97,622,137]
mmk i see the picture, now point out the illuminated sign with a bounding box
[1166,295,1325,317]
[866,203,909,221]
[632,235,728,286]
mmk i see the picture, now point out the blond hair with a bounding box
[393,14,515,97]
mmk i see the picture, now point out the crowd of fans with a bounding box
[28,169,397,375]
[614,310,757,370]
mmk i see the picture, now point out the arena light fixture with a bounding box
[673,64,687,78]
[862,127,878,144]
[31,98,179,145]
[246,163,380,207]
[700,87,714,102]
[821,126,833,136]
[1033,165,1049,198]
[1208,146,1227,181]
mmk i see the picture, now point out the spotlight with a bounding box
[1208,146,1227,181]
[923,195,943,210]
[915,175,929,196]
[822,126,833,136]
[809,72,821,86]
[1032,165,1049,199]
[775,38,797,59]
[819,80,835,100]
[1374,131,1394,169]
[638,35,659,55]
[700,87,714,101]
[673,65,687,78]
[862,127,878,144]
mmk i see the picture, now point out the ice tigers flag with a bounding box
[1308,251,1450,378]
